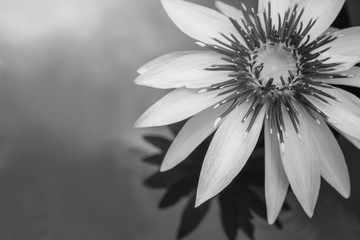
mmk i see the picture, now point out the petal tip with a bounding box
[299,194,317,218]
[340,186,351,199]
[134,75,144,85]
[160,151,185,172]
[136,67,146,75]
[267,216,276,225]
[343,192,351,199]
[195,180,221,208]
[194,196,206,208]
[266,207,282,225]
[303,206,314,218]
[337,176,351,198]
[133,117,150,128]
[195,183,213,207]
[133,122,143,128]
[159,162,172,172]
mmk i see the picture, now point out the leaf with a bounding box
[177,195,210,239]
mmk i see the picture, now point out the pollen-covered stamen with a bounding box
[196,2,356,151]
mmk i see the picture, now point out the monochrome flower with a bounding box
[135,0,360,223]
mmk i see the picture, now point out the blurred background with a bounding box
[0,0,358,239]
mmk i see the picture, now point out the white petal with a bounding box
[324,27,360,57]
[161,0,241,45]
[299,0,345,39]
[135,51,232,89]
[195,103,265,206]
[332,117,360,149]
[160,104,229,171]
[322,67,360,88]
[311,118,350,198]
[305,87,360,141]
[327,27,339,34]
[341,132,360,150]
[258,0,345,40]
[137,51,195,75]
[215,1,244,23]
[320,52,360,73]
[264,120,289,224]
[135,87,229,127]
[281,106,320,217]
[215,1,255,31]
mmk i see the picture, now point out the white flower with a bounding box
[135,0,360,224]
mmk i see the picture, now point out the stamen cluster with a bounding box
[197,3,352,149]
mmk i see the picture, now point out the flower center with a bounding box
[255,44,297,87]
[197,2,353,148]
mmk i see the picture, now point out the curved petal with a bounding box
[299,0,345,39]
[135,51,232,89]
[264,120,289,224]
[280,105,320,217]
[324,27,360,57]
[327,27,339,34]
[342,132,360,149]
[135,87,229,127]
[137,51,195,75]
[320,52,360,73]
[258,0,345,40]
[305,87,360,141]
[322,67,360,88]
[309,117,350,198]
[216,1,255,31]
[195,103,265,206]
[215,1,244,23]
[161,0,241,45]
[160,104,229,171]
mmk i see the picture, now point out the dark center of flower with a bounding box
[197,3,353,150]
